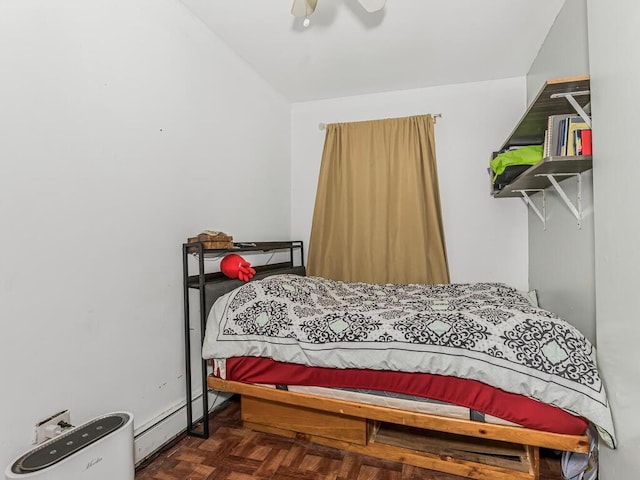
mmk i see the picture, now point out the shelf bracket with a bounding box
[536,173,583,229]
[514,189,546,229]
[550,90,591,127]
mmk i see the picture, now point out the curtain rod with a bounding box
[318,113,442,131]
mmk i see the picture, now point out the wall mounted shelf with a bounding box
[493,155,592,198]
[497,75,591,150]
[491,75,592,228]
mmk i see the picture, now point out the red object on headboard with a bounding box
[220,254,256,282]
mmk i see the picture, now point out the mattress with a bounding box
[217,356,588,435]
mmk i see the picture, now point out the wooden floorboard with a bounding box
[135,396,565,480]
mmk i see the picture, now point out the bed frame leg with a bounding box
[524,445,540,479]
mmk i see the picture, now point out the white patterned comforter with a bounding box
[202,275,615,447]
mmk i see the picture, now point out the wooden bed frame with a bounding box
[208,376,589,480]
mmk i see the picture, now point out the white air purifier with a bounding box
[5,412,134,480]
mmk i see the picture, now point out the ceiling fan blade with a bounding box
[357,0,386,13]
[291,0,318,17]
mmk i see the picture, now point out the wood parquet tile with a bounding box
[135,396,564,480]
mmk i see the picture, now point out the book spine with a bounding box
[557,118,567,156]
[543,129,550,158]
[575,129,583,155]
[544,115,554,158]
[582,129,592,155]
[542,115,553,158]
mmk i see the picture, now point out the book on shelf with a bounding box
[558,117,570,155]
[576,129,592,155]
[565,117,590,156]
[543,114,591,158]
[543,128,550,158]
[543,114,573,157]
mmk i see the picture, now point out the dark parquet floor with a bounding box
[135,396,564,480]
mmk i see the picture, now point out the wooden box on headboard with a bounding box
[187,232,234,250]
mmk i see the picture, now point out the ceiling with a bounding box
[179,0,565,103]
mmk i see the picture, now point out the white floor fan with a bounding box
[292,0,386,25]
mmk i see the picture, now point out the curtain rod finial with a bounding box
[319,122,326,131]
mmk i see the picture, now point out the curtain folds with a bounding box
[307,114,449,285]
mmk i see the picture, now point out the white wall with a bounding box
[525,0,595,344]
[291,78,529,290]
[588,1,640,477]
[527,0,590,104]
[0,0,291,469]
[527,173,596,344]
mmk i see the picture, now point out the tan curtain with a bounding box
[307,114,449,284]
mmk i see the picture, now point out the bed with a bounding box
[201,272,615,480]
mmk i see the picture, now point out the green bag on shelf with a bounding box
[490,145,543,181]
